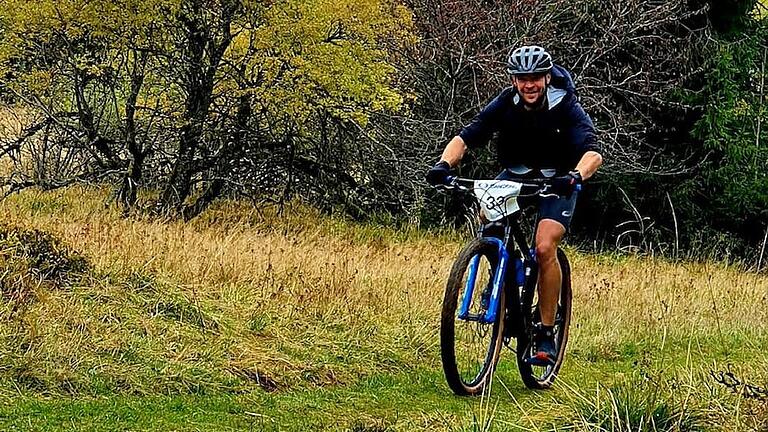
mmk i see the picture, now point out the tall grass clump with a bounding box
[563,372,701,431]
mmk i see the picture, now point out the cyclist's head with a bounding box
[507,45,553,108]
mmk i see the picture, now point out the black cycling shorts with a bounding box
[495,170,578,230]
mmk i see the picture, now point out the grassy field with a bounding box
[0,186,765,431]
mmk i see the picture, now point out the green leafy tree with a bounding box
[0,0,414,217]
[693,15,768,238]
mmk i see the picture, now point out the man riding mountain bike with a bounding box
[426,45,603,366]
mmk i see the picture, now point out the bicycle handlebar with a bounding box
[440,176,582,196]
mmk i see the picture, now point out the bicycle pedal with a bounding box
[459,313,484,322]
[526,352,556,366]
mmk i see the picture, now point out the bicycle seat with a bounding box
[502,165,557,178]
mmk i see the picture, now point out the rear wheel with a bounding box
[440,238,506,396]
[516,248,572,390]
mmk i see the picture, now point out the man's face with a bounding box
[513,73,550,106]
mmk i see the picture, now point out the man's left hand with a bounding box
[551,171,582,198]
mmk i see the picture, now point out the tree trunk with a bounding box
[183,88,252,220]
[118,50,148,209]
[156,0,236,214]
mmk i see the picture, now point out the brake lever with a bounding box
[537,184,559,198]
[538,183,582,198]
[435,175,471,193]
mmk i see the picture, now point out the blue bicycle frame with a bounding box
[452,177,579,327]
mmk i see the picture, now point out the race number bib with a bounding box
[473,180,522,221]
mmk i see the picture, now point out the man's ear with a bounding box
[545,73,551,85]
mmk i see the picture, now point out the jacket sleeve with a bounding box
[458,89,511,148]
[564,97,600,160]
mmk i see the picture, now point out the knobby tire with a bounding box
[440,238,505,396]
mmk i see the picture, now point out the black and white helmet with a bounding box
[506,45,553,75]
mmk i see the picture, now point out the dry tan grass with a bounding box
[8,187,765,327]
[572,254,768,340]
[0,185,765,407]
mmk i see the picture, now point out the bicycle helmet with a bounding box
[506,45,553,75]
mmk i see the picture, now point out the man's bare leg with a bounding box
[526,218,566,365]
[536,219,565,324]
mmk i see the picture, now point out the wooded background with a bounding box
[0,0,765,259]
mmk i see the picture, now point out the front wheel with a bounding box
[516,248,572,390]
[440,238,506,396]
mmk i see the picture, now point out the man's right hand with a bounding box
[426,161,452,186]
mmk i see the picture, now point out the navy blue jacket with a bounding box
[458,65,600,173]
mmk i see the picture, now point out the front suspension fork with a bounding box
[457,237,509,324]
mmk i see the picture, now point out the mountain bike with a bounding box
[437,175,575,393]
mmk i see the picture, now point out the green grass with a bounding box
[1,351,762,431]
[0,368,527,431]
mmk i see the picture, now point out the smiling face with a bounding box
[513,72,550,107]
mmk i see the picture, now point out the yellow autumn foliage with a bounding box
[0,0,414,127]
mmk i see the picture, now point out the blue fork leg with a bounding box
[483,239,509,324]
[458,255,480,320]
[457,238,509,324]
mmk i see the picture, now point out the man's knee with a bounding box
[536,240,557,263]
[536,219,565,263]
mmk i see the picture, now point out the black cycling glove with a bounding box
[426,161,452,186]
[551,170,582,198]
